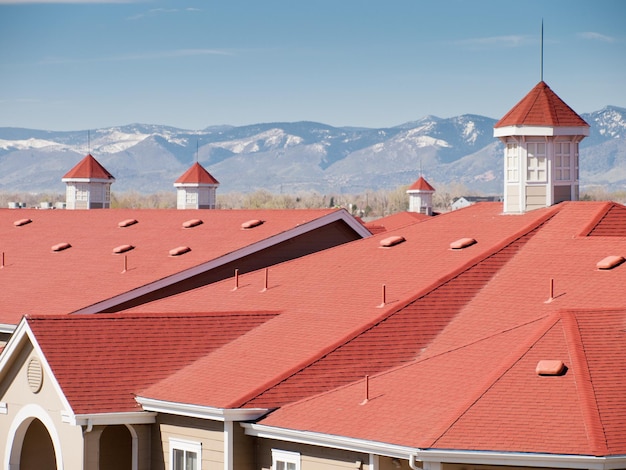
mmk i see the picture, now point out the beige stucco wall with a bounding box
[0,341,84,469]
[525,185,547,212]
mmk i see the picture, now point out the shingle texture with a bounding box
[62,154,115,180]
[495,81,589,128]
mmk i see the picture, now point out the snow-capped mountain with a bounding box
[0,106,624,195]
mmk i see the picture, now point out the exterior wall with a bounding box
[153,414,223,470]
[256,438,370,470]
[0,342,84,469]
[233,421,256,470]
[504,185,520,213]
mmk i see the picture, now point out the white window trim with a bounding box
[169,437,202,470]
[272,449,301,470]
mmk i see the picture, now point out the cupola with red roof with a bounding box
[494,81,589,213]
[61,153,115,209]
[174,161,220,210]
[406,175,435,215]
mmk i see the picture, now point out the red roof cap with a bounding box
[408,176,435,192]
[175,162,219,185]
[62,154,115,180]
[495,81,589,128]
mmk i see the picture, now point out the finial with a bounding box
[541,18,543,82]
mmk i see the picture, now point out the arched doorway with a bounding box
[19,418,57,470]
[99,425,132,470]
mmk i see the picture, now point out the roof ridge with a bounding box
[560,310,610,455]
[426,313,562,448]
[577,202,615,237]
[238,209,559,408]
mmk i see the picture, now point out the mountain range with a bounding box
[0,106,625,196]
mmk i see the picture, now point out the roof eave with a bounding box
[414,449,626,470]
[243,423,418,460]
[63,411,157,426]
[61,177,115,183]
[136,396,269,422]
[494,125,590,138]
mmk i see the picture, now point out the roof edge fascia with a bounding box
[0,323,17,334]
[494,125,590,137]
[0,319,75,415]
[63,411,156,426]
[243,423,417,459]
[135,396,269,422]
[61,177,114,183]
[72,208,370,314]
[414,449,626,470]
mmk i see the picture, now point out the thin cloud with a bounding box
[453,35,528,49]
[40,48,232,65]
[0,0,140,3]
[578,31,615,43]
[127,6,201,20]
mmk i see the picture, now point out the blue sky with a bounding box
[0,0,624,131]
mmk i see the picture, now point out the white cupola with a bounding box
[494,81,589,213]
[406,176,435,215]
[174,162,220,210]
[62,154,115,209]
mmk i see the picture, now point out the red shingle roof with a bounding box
[27,312,277,414]
[408,176,435,192]
[175,162,219,185]
[0,208,350,324]
[495,81,589,128]
[62,154,115,180]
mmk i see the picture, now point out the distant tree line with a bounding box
[1,185,625,217]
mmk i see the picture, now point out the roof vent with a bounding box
[596,255,625,270]
[536,360,567,376]
[241,219,264,229]
[113,244,135,254]
[169,246,191,256]
[51,242,71,252]
[118,218,138,228]
[182,218,203,229]
[379,235,406,248]
[450,237,477,250]
[14,218,32,227]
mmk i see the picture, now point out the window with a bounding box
[555,142,571,181]
[170,438,201,470]
[272,449,300,470]
[76,183,89,201]
[185,190,198,205]
[526,142,546,182]
[505,143,519,182]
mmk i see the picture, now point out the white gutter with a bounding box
[412,449,626,470]
[0,323,16,335]
[245,424,626,470]
[73,209,371,314]
[242,423,416,459]
[135,396,269,422]
[61,411,156,426]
